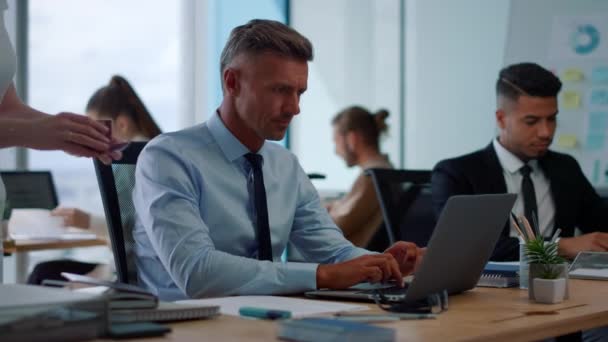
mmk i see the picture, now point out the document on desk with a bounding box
[176,296,367,318]
[8,209,97,240]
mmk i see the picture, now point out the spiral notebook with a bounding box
[476,270,519,288]
[111,302,220,323]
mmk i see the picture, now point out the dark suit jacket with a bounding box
[431,143,608,261]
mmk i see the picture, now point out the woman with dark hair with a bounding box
[326,106,393,248]
[27,75,162,284]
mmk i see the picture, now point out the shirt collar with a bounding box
[207,110,267,163]
[493,138,538,175]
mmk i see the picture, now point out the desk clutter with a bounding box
[477,261,520,288]
[0,279,219,341]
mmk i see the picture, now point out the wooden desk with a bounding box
[2,237,107,283]
[114,279,608,342]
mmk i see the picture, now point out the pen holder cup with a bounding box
[528,263,569,302]
[519,240,529,289]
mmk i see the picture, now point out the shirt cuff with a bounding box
[283,262,319,291]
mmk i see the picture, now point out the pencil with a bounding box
[520,216,536,240]
[510,212,527,241]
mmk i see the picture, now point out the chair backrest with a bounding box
[366,168,436,247]
[94,142,147,285]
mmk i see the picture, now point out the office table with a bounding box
[108,279,608,342]
[3,237,107,283]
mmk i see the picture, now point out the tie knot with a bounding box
[520,164,532,177]
[244,153,263,170]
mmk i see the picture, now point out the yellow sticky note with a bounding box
[561,68,584,82]
[557,134,578,148]
[562,91,581,110]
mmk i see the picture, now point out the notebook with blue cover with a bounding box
[278,318,395,342]
[476,262,519,288]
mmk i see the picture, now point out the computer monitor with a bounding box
[0,171,58,209]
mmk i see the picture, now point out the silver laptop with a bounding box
[305,194,517,303]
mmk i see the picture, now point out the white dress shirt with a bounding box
[493,139,556,237]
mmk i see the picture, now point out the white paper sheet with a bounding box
[176,296,367,318]
[8,209,97,240]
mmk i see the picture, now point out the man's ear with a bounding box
[223,68,240,96]
[345,131,358,150]
[496,109,507,130]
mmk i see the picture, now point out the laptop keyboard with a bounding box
[359,284,409,295]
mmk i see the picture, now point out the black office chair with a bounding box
[94,142,147,285]
[366,169,436,248]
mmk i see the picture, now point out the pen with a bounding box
[550,228,562,244]
[531,211,541,237]
[510,212,526,241]
[239,306,292,320]
[335,312,436,320]
[332,315,401,323]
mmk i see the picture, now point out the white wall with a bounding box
[404,0,510,169]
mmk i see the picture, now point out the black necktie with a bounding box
[520,164,538,231]
[244,153,273,261]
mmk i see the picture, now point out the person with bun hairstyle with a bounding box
[27,75,162,285]
[326,106,393,248]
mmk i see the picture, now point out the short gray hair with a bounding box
[220,19,314,80]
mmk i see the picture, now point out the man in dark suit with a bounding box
[431,62,608,262]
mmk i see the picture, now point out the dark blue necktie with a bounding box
[520,164,538,230]
[244,153,273,261]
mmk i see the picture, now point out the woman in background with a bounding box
[27,75,162,284]
[326,106,392,248]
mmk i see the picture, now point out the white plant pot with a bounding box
[533,278,566,304]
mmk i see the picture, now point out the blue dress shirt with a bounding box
[133,112,370,300]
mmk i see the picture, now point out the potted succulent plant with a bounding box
[525,236,568,304]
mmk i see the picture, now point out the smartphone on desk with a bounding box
[108,322,171,339]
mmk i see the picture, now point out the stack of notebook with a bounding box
[278,318,395,342]
[63,273,219,323]
[476,262,519,288]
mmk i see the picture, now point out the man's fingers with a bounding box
[363,254,402,284]
[62,143,100,158]
[364,266,383,283]
[60,112,110,135]
[386,255,403,286]
[68,132,109,152]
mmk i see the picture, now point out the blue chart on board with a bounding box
[571,24,600,55]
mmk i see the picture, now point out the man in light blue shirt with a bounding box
[133,19,423,300]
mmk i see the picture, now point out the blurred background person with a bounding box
[27,75,162,285]
[325,106,392,248]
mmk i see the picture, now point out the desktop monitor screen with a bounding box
[1,171,58,209]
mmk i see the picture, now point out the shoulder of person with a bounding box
[144,123,212,154]
[433,146,488,172]
[542,150,583,175]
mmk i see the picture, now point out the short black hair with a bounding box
[496,62,562,100]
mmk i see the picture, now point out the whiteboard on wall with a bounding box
[504,0,608,186]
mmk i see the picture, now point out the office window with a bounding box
[290,0,403,191]
[205,0,288,145]
[27,0,179,218]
